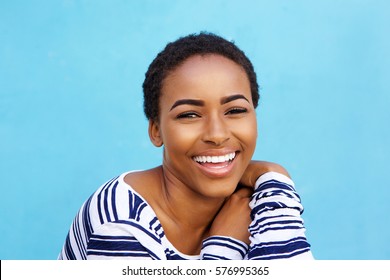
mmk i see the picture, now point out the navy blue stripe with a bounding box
[90,234,139,240]
[222,237,248,251]
[202,253,230,260]
[88,239,147,251]
[249,248,311,260]
[149,216,159,227]
[149,217,160,233]
[203,236,248,253]
[88,233,160,260]
[145,249,160,260]
[250,214,290,229]
[251,239,310,254]
[87,250,151,258]
[135,202,147,221]
[64,233,77,260]
[254,189,298,201]
[202,242,246,258]
[154,222,162,233]
[251,203,302,219]
[83,196,93,242]
[257,225,304,235]
[73,209,86,259]
[257,180,294,192]
[164,248,188,260]
[250,219,303,233]
[255,236,308,247]
[111,181,119,221]
[97,177,117,224]
[103,183,112,222]
[128,191,147,220]
[166,254,187,260]
[254,193,300,205]
[128,190,134,219]
[150,220,165,238]
[116,220,162,244]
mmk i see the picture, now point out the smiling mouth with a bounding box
[192,152,236,166]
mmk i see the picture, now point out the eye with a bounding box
[176,111,201,119]
[225,107,248,115]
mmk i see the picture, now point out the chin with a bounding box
[200,180,238,199]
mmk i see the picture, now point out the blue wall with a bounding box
[1,0,389,259]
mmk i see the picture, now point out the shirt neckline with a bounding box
[119,170,200,260]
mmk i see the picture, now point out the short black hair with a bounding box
[143,32,259,122]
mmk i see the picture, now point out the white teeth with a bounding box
[193,152,236,164]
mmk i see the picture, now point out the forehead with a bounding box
[167,54,246,81]
[161,54,250,100]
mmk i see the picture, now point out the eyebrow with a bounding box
[170,99,205,111]
[169,94,250,111]
[220,94,250,105]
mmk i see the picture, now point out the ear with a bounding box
[148,119,163,147]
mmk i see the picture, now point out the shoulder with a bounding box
[252,162,296,190]
[258,161,290,178]
[84,171,146,221]
[82,170,162,226]
[124,167,163,203]
[242,160,291,187]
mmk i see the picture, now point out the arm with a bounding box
[241,161,314,260]
[200,161,285,260]
[201,187,252,260]
[200,236,249,260]
[58,177,163,260]
[58,201,157,260]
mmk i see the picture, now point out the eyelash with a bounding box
[176,111,200,119]
[176,107,247,119]
[225,107,248,115]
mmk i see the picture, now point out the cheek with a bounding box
[234,116,258,153]
[162,124,200,155]
[234,114,257,135]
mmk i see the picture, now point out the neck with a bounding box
[157,165,225,232]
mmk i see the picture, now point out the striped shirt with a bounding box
[58,171,313,260]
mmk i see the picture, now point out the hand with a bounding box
[208,187,252,244]
[240,160,290,188]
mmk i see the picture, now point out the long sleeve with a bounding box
[58,197,160,260]
[247,172,313,260]
[59,220,158,260]
[58,175,164,260]
[200,236,248,260]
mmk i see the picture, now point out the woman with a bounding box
[58,32,313,260]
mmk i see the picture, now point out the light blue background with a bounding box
[1,0,389,260]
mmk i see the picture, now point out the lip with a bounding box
[192,148,238,157]
[193,152,236,164]
[192,150,239,178]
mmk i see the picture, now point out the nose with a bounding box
[202,114,230,146]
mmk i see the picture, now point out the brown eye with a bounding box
[176,112,201,119]
[225,107,248,115]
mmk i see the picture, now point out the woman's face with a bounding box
[150,54,258,198]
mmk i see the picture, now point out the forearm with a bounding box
[200,236,248,260]
[247,172,313,260]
